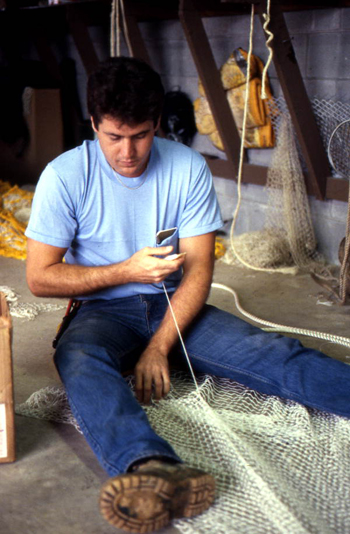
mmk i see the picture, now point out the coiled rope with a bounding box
[211,282,350,350]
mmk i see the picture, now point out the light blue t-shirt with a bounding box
[26,137,223,299]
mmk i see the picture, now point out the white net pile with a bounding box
[0,285,65,320]
[16,370,350,533]
[16,386,82,433]
[223,96,348,276]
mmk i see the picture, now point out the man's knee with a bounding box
[54,340,114,378]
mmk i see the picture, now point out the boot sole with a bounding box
[100,471,215,533]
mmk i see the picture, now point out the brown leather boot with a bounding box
[99,461,215,533]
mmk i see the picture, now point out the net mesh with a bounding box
[223,96,349,277]
[16,386,82,432]
[0,286,65,320]
[15,371,350,534]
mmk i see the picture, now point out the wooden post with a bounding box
[0,293,15,463]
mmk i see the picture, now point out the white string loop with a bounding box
[261,0,274,100]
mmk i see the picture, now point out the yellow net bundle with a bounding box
[194,48,276,149]
[0,180,33,260]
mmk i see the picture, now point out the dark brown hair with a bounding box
[87,57,164,128]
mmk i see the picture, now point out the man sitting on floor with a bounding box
[26,56,350,534]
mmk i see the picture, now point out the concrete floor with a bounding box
[1,255,350,534]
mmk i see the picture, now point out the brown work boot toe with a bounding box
[99,463,215,533]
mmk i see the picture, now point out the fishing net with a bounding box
[0,286,65,320]
[223,96,349,277]
[16,385,82,432]
[0,180,33,260]
[15,370,350,534]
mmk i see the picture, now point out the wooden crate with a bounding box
[0,292,15,463]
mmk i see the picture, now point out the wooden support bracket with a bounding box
[179,0,244,177]
[121,2,152,65]
[66,3,100,76]
[258,0,330,200]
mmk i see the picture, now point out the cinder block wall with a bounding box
[135,7,349,265]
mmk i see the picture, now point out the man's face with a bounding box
[92,115,159,178]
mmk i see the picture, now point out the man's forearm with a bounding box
[28,261,131,298]
[26,241,184,298]
[147,264,213,356]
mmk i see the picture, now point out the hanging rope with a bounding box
[228,3,290,275]
[228,3,281,274]
[261,0,274,100]
[110,0,116,56]
[110,0,121,57]
[227,1,323,277]
[110,0,132,58]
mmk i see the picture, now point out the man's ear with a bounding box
[91,116,98,133]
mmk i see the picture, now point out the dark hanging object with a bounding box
[161,89,197,146]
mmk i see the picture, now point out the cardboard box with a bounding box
[0,87,64,185]
[0,292,15,463]
[23,87,64,179]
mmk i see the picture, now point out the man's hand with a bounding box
[134,347,171,404]
[125,246,185,285]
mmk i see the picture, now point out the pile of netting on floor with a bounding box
[16,370,350,534]
[0,286,65,320]
[0,180,33,260]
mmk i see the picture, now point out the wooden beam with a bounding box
[206,157,350,202]
[326,177,349,202]
[205,157,236,180]
[179,0,244,176]
[220,0,350,9]
[66,4,100,76]
[258,1,330,200]
[205,156,269,185]
[121,3,152,65]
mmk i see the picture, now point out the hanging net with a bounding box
[15,370,350,534]
[222,96,349,278]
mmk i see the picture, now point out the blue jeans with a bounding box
[54,293,350,476]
